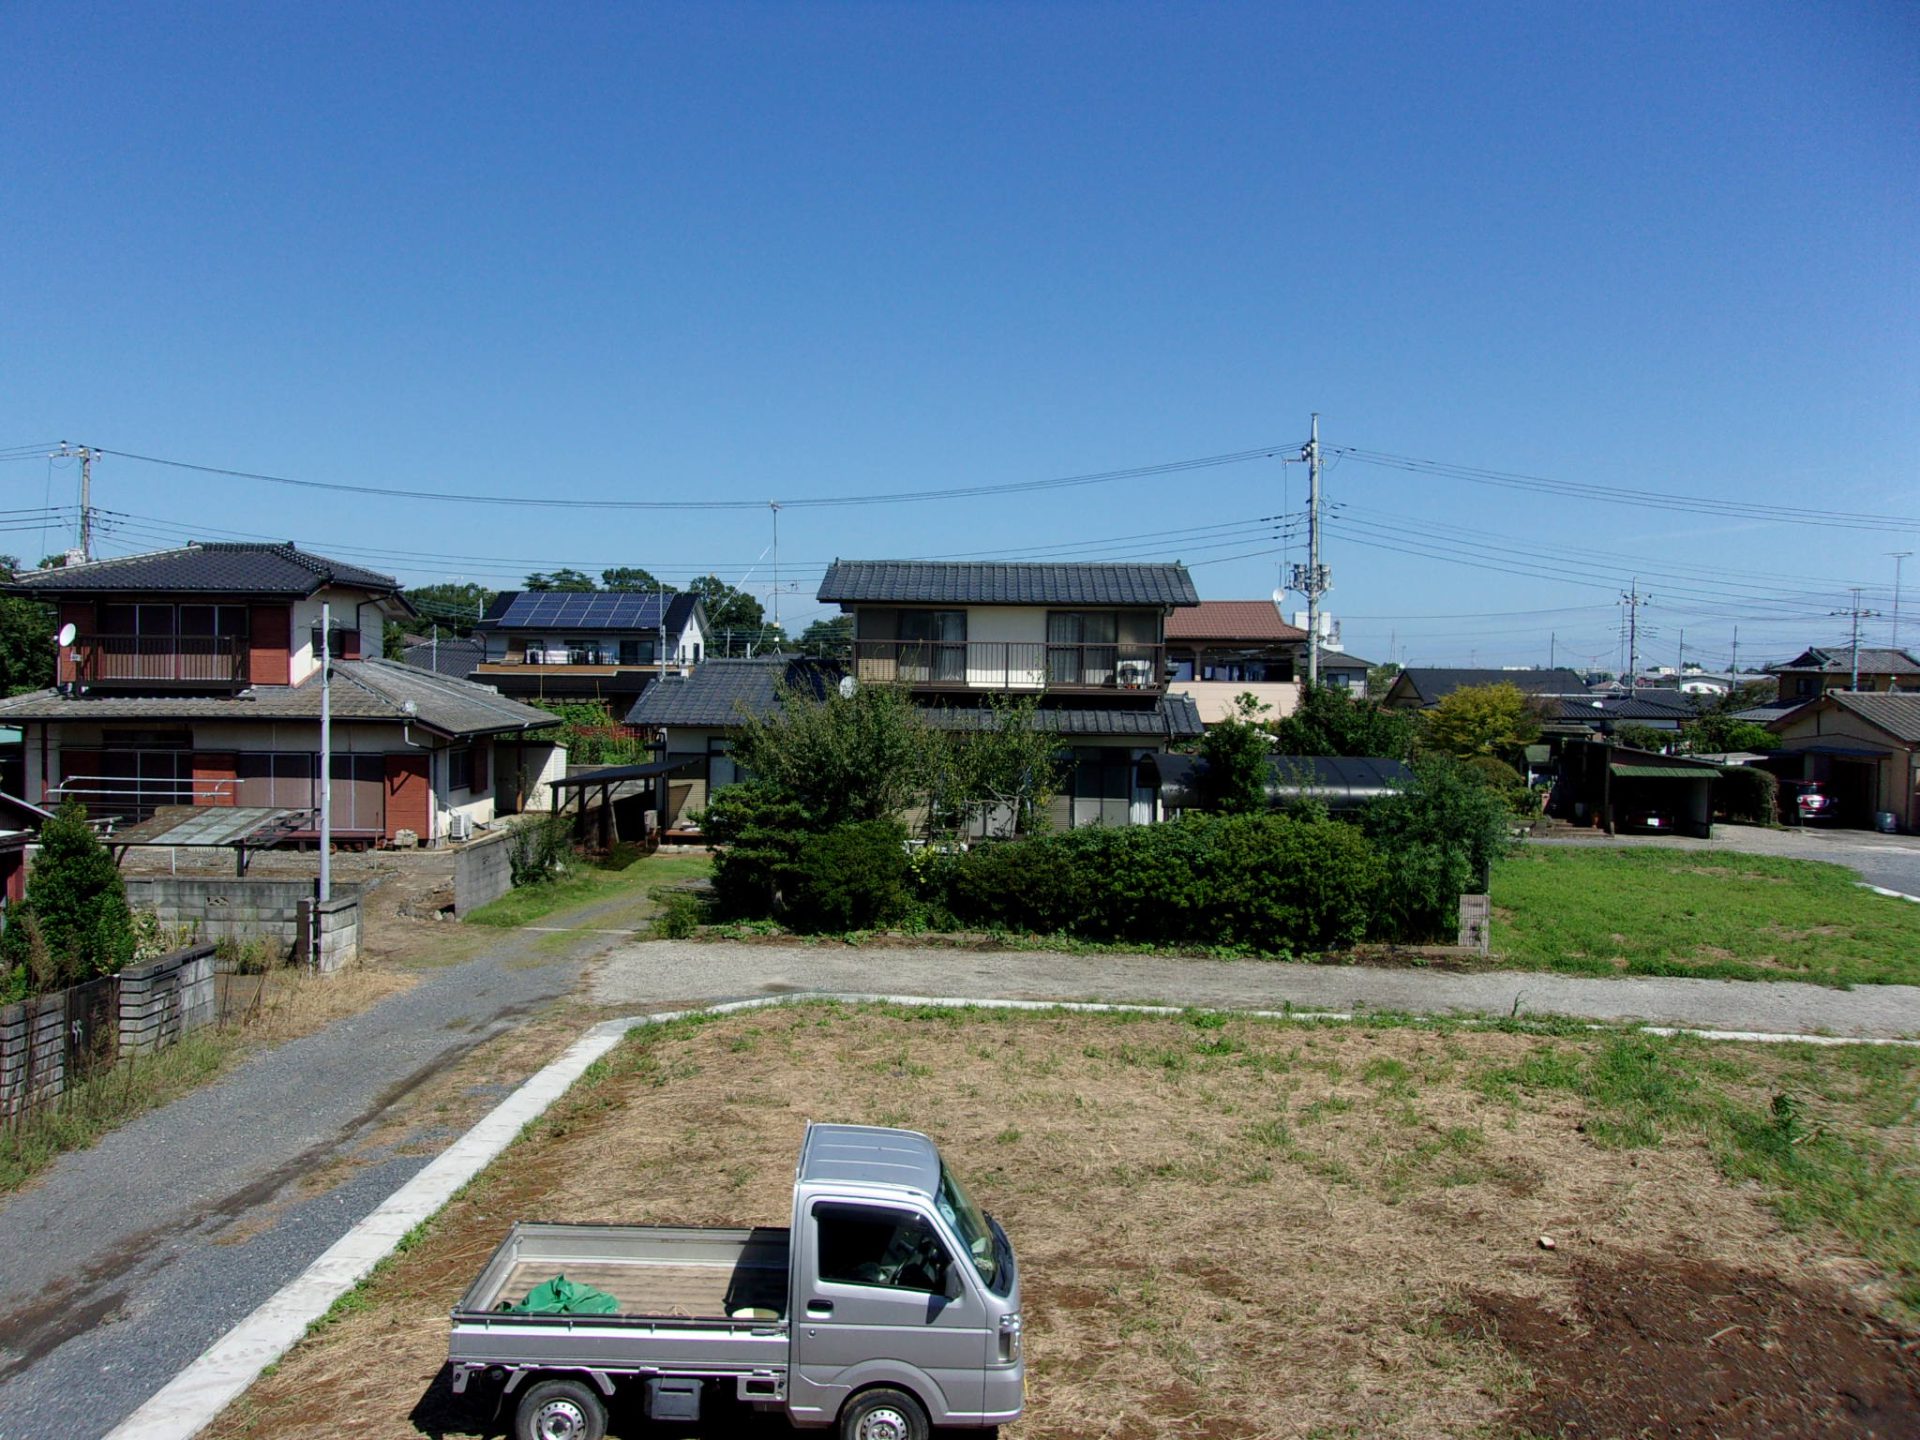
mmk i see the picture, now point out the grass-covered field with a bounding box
[463,849,711,929]
[1491,847,1920,985]
[207,1005,1920,1440]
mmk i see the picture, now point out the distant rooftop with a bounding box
[1770,647,1920,676]
[478,590,700,633]
[1388,667,1591,706]
[1166,600,1306,643]
[818,560,1199,608]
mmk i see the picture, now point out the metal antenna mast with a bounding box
[1892,552,1912,651]
[1833,589,1881,690]
[1289,415,1329,687]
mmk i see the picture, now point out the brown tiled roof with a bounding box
[1165,601,1307,643]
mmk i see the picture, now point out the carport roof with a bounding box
[1610,762,1720,779]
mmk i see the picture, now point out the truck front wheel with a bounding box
[839,1386,930,1440]
[515,1377,607,1440]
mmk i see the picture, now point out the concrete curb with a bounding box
[104,993,1920,1439]
[1859,882,1920,905]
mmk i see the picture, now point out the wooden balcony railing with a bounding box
[74,635,245,687]
[852,640,1166,692]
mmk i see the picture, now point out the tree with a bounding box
[1420,683,1540,759]
[600,567,665,593]
[404,581,497,635]
[796,615,853,658]
[1197,694,1274,814]
[524,568,597,592]
[687,574,766,634]
[1366,662,1403,699]
[928,695,1061,838]
[1680,711,1778,755]
[0,555,55,695]
[732,679,937,829]
[1269,683,1417,759]
[1611,722,1670,753]
[0,798,137,998]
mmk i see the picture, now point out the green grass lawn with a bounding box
[464,849,712,929]
[1491,846,1920,985]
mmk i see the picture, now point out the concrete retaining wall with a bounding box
[453,831,514,916]
[125,877,365,957]
[0,993,66,1117]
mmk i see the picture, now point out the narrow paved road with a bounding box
[591,940,1920,1038]
[0,893,646,1440]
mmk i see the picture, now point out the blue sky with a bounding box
[4,2,1916,671]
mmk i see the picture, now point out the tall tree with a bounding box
[1269,684,1417,759]
[796,615,853,658]
[601,566,665,592]
[0,798,137,998]
[524,568,597,592]
[403,581,497,636]
[928,695,1061,838]
[1420,683,1541,759]
[687,574,766,634]
[1197,693,1276,813]
[732,680,935,829]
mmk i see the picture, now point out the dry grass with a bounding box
[206,1007,1904,1440]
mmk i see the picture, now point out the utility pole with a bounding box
[1677,628,1685,673]
[319,601,332,915]
[770,502,782,636]
[1892,552,1912,651]
[1290,415,1329,687]
[1834,589,1882,691]
[54,444,98,559]
[1620,580,1649,685]
[1549,632,1556,672]
[1729,626,1738,687]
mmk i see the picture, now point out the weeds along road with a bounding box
[0,891,653,1440]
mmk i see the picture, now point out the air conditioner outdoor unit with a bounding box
[448,813,473,842]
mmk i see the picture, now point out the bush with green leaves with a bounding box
[0,799,137,1000]
[701,781,814,920]
[649,889,705,939]
[1196,694,1274,814]
[1717,765,1778,825]
[787,820,916,933]
[1360,756,1516,941]
[507,811,574,886]
[941,812,1383,953]
[1269,683,1417,760]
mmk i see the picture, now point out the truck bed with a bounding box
[457,1222,791,1322]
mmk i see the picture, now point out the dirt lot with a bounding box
[208,1007,1920,1440]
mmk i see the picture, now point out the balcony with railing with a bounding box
[852,639,1166,693]
[72,635,246,689]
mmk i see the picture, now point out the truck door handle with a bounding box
[807,1299,834,1316]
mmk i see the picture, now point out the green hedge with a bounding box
[1717,765,1778,825]
[939,812,1384,953]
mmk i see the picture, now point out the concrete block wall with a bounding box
[124,877,366,957]
[0,994,66,1117]
[296,897,361,973]
[453,830,514,915]
[120,945,218,1055]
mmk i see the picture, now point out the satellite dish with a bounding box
[1271,586,1287,613]
[838,675,857,700]
[56,622,77,648]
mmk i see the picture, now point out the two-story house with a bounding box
[1767,647,1920,705]
[0,543,565,845]
[468,590,710,706]
[1165,601,1306,723]
[627,561,1206,831]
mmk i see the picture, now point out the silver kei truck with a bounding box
[448,1123,1024,1440]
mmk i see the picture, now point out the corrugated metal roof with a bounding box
[1610,762,1720,779]
[818,560,1199,607]
[0,659,560,739]
[1166,601,1305,643]
[3,542,400,598]
[1814,691,1920,744]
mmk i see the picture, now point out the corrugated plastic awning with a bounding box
[1609,762,1718,779]
[547,758,694,788]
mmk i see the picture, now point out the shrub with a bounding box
[1717,765,1778,825]
[0,799,136,998]
[1461,755,1536,817]
[702,782,812,920]
[788,821,915,933]
[649,889,705,939]
[1196,695,1273,814]
[1361,756,1516,941]
[507,811,573,886]
[943,813,1383,954]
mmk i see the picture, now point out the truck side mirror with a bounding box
[942,1261,964,1301]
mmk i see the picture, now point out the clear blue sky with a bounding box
[5,2,1916,672]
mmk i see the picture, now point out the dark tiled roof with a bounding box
[0,659,559,739]
[1813,692,1920,744]
[817,561,1199,607]
[478,591,700,634]
[1393,668,1591,705]
[4,543,401,598]
[926,695,1204,741]
[624,658,836,728]
[1549,695,1699,723]
[400,636,485,680]
[1771,647,1920,676]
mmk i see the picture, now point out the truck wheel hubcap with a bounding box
[857,1407,912,1440]
[534,1399,587,1440]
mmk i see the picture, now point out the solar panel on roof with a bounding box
[499,592,664,629]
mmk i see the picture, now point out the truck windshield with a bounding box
[936,1162,998,1287]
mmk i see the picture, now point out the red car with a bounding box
[1791,782,1835,824]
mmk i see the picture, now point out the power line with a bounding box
[87,442,1297,513]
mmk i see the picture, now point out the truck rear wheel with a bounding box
[840,1386,930,1440]
[515,1377,607,1440]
